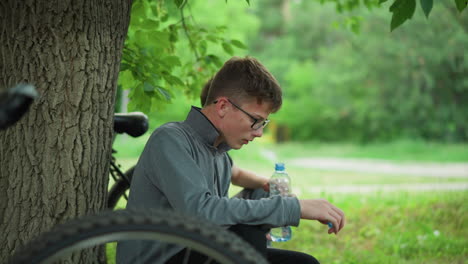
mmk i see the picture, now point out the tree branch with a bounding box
[180,2,200,61]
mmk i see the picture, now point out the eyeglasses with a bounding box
[214,99,270,130]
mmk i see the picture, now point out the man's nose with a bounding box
[252,127,264,138]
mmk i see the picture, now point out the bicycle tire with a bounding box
[108,166,134,209]
[9,209,269,264]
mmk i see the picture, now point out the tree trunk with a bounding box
[0,0,132,262]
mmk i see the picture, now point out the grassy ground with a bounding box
[106,191,467,263]
[107,137,467,263]
[113,134,468,163]
[271,140,468,163]
[273,191,467,264]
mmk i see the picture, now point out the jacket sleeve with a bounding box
[141,126,301,227]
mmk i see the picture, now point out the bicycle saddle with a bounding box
[114,112,149,137]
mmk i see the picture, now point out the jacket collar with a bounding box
[184,106,231,152]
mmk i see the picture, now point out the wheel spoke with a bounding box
[183,248,191,264]
[8,209,268,264]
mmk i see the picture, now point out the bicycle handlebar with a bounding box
[0,83,38,130]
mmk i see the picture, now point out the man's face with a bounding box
[219,98,272,150]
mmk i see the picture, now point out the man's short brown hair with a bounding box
[200,77,213,107]
[205,57,282,112]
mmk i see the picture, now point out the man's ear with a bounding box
[215,97,229,118]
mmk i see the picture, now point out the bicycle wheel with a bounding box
[108,166,134,209]
[9,209,269,264]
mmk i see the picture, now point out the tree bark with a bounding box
[0,0,132,262]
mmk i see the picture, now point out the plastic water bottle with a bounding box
[269,162,292,242]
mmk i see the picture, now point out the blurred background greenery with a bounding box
[111,0,467,263]
[117,0,467,143]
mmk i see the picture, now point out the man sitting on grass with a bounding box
[117,56,345,264]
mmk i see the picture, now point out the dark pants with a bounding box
[167,188,319,263]
[167,224,319,264]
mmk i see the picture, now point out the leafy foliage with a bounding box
[251,0,468,142]
[118,0,247,113]
[455,0,468,11]
[383,0,465,31]
[320,0,466,31]
[117,0,466,143]
[420,0,434,18]
[389,0,416,31]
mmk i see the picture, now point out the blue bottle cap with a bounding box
[275,163,285,171]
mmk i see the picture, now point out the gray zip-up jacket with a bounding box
[116,107,301,263]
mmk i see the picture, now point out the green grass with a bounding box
[229,139,468,163]
[113,134,468,163]
[272,191,468,264]
[275,140,468,163]
[105,191,467,263]
[107,137,468,263]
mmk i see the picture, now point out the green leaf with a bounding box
[142,82,156,99]
[131,1,147,19]
[161,12,169,22]
[168,24,179,43]
[120,63,131,71]
[390,0,416,31]
[206,35,219,43]
[148,31,171,50]
[174,0,184,8]
[150,73,160,82]
[206,55,223,68]
[143,82,155,92]
[128,83,151,113]
[420,0,433,18]
[157,87,172,101]
[142,18,159,30]
[364,0,378,9]
[215,26,228,32]
[222,42,234,55]
[350,20,361,34]
[164,56,182,67]
[131,62,145,80]
[163,74,185,86]
[230,39,247,49]
[150,3,159,17]
[198,40,208,56]
[135,30,149,45]
[379,0,389,3]
[455,0,467,12]
[245,0,251,5]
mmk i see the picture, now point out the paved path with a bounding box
[288,158,468,178]
[304,182,468,194]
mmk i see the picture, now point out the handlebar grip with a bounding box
[0,83,38,130]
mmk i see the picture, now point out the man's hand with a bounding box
[299,199,345,235]
[262,181,269,192]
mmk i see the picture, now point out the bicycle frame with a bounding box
[109,150,131,200]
